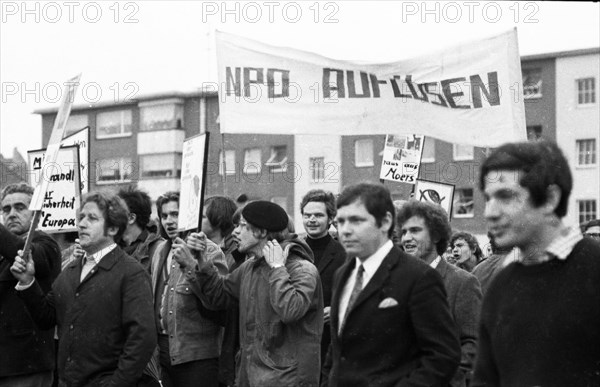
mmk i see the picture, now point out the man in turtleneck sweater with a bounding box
[300,189,347,373]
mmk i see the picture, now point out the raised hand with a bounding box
[263,239,290,269]
[172,237,197,270]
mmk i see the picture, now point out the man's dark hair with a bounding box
[1,182,34,201]
[479,141,572,218]
[156,191,180,239]
[118,186,152,229]
[204,196,237,236]
[82,191,129,241]
[396,200,451,256]
[450,231,483,262]
[300,189,337,219]
[337,183,395,238]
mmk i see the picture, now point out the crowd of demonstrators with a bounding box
[397,200,482,387]
[449,231,483,273]
[151,192,228,387]
[472,141,600,386]
[323,183,460,386]
[299,189,347,377]
[3,139,600,387]
[0,183,61,387]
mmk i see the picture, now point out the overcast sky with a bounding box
[1,1,599,157]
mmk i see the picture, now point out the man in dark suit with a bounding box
[397,200,482,387]
[300,189,347,368]
[0,183,61,387]
[10,191,156,387]
[322,183,460,387]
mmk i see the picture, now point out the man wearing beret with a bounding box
[183,200,324,387]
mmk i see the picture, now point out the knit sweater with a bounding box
[472,238,600,387]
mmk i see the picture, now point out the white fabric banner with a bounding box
[215,30,526,147]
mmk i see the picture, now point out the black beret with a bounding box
[242,200,288,232]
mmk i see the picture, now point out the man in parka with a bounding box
[182,200,324,387]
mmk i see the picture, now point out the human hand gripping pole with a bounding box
[10,249,36,287]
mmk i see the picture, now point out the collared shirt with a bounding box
[430,255,442,269]
[81,243,117,281]
[338,240,393,333]
[513,226,583,266]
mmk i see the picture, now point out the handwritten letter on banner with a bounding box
[215,29,526,147]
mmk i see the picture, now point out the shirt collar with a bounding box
[430,256,442,269]
[84,243,117,265]
[518,226,582,265]
[358,240,393,279]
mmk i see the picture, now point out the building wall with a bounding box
[555,53,600,227]
[522,57,556,141]
[293,134,342,232]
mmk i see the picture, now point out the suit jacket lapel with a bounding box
[66,256,84,290]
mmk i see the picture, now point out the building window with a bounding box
[97,157,133,183]
[219,150,236,175]
[453,188,474,218]
[453,144,474,161]
[243,148,262,174]
[527,125,542,141]
[355,139,374,167]
[140,102,184,131]
[140,153,182,178]
[577,78,596,105]
[576,139,597,166]
[96,110,132,139]
[265,145,288,172]
[65,114,88,136]
[578,200,597,224]
[522,68,542,99]
[421,137,435,162]
[310,157,325,182]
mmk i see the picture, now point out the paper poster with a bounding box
[380,134,424,184]
[178,133,210,232]
[28,145,82,233]
[414,179,455,220]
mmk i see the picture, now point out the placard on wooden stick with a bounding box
[178,133,210,232]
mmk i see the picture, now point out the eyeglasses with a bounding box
[584,233,600,239]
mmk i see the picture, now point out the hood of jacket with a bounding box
[280,234,314,263]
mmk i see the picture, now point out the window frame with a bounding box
[310,156,325,182]
[96,109,133,139]
[576,139,597,167]
[452,187,475,218]
[576,77,596,106]
[139,153,182,179]
[522,68,542,99]
[452,144,474,161]
[96,157,134,184]
[265,145,288,172]
[219,150,237,176]
[578,199,597,225]
[243,148,262,174]
[354,138,374,167]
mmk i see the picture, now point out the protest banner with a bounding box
[215,29,526,147]
[27,145,81,233]
[380,134,424,184]
[62,126,90,193]
[178,133,210,232]
[414,179,455,220]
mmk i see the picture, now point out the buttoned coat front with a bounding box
[18,247,156,387]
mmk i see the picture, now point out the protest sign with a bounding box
[414,179,455,220]
[178,133,210,232]
[62,126,90,193]
[28,145,81,233]
[380,134,424,184]
[215,29,526,147]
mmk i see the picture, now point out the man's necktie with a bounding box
[80,253,95,281]
[342,264,364,328]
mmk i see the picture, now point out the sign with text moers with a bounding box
[215,29,526,147]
